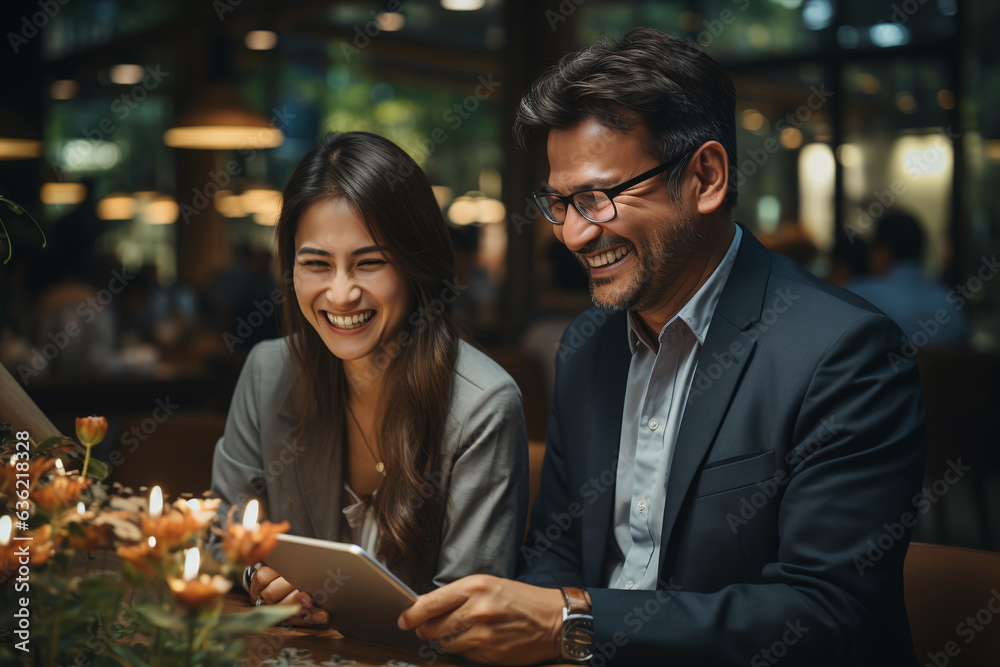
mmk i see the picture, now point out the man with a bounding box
[399,28,926,666]
[847,212,971,348]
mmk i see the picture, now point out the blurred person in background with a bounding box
[847,212,970,348]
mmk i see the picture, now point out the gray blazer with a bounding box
[211,337,529,590]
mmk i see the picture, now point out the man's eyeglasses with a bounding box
[532,155,687,225]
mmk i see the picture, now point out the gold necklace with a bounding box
[345,402,385,476]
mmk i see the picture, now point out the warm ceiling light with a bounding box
[448,196,479,225]
[97,193,136,220]
[779,127,803,150]
[740,109,765,132]
[50,80,79,100]
[143,195,179,224]
[377,12,405,31]
[441,0,485,10]
[245,30,278,50]
[110,64,144,85]
[432,185,453,208]
[214,190,248,218]
[40,182,87,205]
[0,138,43,160]
[164,85,285,150]
[243,187,282,225]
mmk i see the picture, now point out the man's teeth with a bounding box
[326,311,375,329]
[587,247,629,268]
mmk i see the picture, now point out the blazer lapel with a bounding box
[659,226,772,560]
[277,382,345,541]
[582,311,632,585]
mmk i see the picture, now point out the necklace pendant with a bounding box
[375,462,385,475]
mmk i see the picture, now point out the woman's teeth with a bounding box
[326,310,375,329]
[587,246,629,268]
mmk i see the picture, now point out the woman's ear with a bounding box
[686,141,729,215]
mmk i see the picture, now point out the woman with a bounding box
[211,132,529,624]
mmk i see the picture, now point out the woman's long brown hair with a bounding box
[275,132,458,589]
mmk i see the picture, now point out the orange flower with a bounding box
[117,539,167,576]
[75,416,108,447]
[0,457,56,498]
[167,574,232,609]
[31,474,91,511]
[63,522,114,551]
[0,525,54,583]
[220,520,290,569]
[141,507,203,550]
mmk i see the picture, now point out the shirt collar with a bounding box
[627,223,743,353]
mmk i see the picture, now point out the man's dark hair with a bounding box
[875,213,924,262]
[514,27,738,207]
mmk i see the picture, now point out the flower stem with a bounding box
[81,444,92,478]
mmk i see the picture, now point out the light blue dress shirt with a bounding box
[605,224,742,591]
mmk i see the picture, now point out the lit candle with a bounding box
[0,515,11,546]
[149,486,163,520]
[183,547,200,582]
[242,499,259,530]
[148,536,156,548]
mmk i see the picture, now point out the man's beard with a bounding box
[580,213,701,312]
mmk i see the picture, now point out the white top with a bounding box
[341,484,380,556]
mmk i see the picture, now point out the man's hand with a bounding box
[397,575,565,665]
[251,565,330,626]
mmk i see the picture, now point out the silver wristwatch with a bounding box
[560,586,594,663]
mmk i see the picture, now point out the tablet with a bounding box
[264,533,422,649]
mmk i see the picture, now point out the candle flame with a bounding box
[242,499,259,530]
[55,459,65,474]
[148,536,156,548]
[183,547,200,581]
[149,486,163,520]
[0,515,11,546]
[77,501,85,515]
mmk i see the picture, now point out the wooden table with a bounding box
[228,592,569,667]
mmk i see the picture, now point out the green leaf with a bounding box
[85,458,110,481]
[132,602,187,633]
[212,603,300,636]
[110,643,150,667]
[33,434,73,455]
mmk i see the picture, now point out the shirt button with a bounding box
[625,580,634,589]
[648,418,659,430]
[637,498,647,511]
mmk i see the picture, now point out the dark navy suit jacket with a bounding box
[519,225,925,666]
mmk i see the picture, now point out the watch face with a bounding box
[562,615,595,661]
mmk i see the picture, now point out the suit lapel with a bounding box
[277,382,345,541]
[582,310,631,584]
[659,226,772,561]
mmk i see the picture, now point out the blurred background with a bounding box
[0,0,997,550]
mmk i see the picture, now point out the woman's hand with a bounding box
[250,565,330,626]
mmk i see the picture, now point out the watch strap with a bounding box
[561,586,591,615]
